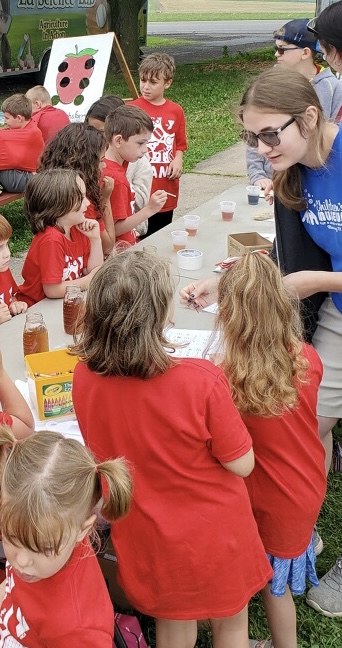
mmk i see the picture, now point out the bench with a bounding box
[0,192,24,207]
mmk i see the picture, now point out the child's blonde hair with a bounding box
[72,250,176,378]
[26,85,52,106]
[0,214,12,242]
[0,426,132,554]
[2,93,32,120]
[216,253,308,416]
[138,53,175,82]
[239,67,326,211]
[24,169,84,234]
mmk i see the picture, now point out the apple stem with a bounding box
[75,44,78,55]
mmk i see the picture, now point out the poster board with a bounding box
[44,32,114,122]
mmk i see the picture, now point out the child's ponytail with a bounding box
[97,458,133,521]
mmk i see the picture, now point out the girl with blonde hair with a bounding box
[0,426,132,647]
[72,249,273,648]
[215,252,326,648]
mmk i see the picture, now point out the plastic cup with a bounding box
[220,201,236,221]
[246,185,261,205]
[183,214,200,236]
[171,230,189,252]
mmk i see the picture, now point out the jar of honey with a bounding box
[63,286,85,335]
[23,313,49,357]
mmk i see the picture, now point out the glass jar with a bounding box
[23,313,49,357]
[63,286,85,335]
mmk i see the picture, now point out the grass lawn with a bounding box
[148,0,315,21]
[1,48,275,256]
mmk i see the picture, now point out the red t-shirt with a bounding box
[131,97,188,212]
[31,105,70,143]
[103,159,136,245]
[0,540,114,647]
[86,201,105,233]
[0,120,45,172]
[0,412,13,426]
[0,269,18,307]
[73,358,272,619]
[243,343,326,558]
[17,226,90,306]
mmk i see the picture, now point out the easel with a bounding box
[113,33,139,100]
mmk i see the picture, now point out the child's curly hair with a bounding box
[38,123,106,218]
[216,252,309,416]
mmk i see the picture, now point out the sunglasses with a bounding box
[307,17,319,36]
[274,45,301,55]
[240,117,296,148]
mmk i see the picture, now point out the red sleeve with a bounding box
[110,181,131,220]
[86,202,105,232]
[0,412,13,427]
[206,372,252,463]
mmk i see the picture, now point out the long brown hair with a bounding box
[38,123,105,218]
[72,250,176,378]
[0,426,132,554]
[239,67,326,210]
[216,253,308,416]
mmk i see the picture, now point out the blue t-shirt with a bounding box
[300,124,342,312]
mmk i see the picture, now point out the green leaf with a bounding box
[65,48,98,58]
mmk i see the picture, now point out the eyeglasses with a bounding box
[240,117,296,148]
[274,45,301,55]
[307,17,319,36]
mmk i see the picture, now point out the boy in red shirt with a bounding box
[132,53,188,236]
[0,214,27,324]
[104,105,167,245]
[26,85,70,143]
[0,93,44,193]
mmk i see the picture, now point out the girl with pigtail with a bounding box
[205,252,326,648]
[0,426,132,648]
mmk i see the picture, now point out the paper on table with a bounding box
[15,380,83,444]
[165,328,219,358]
[202,303,218,314]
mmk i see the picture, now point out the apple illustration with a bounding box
[55,44,98,105]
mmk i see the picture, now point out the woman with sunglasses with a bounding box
[181,65,342,622]
[247,18,342,189]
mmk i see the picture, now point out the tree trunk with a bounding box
[108,0,146,70]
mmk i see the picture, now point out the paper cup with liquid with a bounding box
[220,201,236,221]
[246,185,261,205]
[171,230,189,252]
[183,214,200,236]
[23,313,49,357]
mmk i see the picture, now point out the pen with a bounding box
[166,192,177,197]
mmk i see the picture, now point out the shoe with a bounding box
[313,526,324,556]
[249,641,272,648]
[306,556,342,617]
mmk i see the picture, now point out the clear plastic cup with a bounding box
[183,214,200,236]
[220,201,236,221]
[246,185,261,205]
[171,230,189,252]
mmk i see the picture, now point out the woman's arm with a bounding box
[283,270,342,299]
